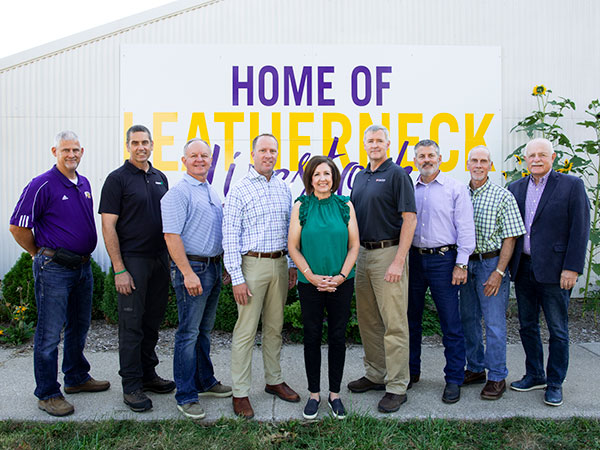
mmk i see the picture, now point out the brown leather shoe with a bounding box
[480,379,506,400]
[347,376,386,393]
[64,377,110,394]
[265,382,300,403]
[233,396,254,418]
[463,370,486,385]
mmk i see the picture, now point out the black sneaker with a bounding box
[142,376,176,394]
[442,383,461,404]
[123,389,153,412]
[303,397,320,420]
[327,397,346,419]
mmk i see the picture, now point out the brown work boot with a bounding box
[347,376,385,393]
[64,377,110,394]
[480,379,506,400]
[377,393,407,413]
[38,395,74,417]
[233,396,254,418]
[265,382,300,402]
[463,370,486,385]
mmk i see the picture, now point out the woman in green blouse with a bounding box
[288,156,360,420]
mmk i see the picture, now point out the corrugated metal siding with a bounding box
[1,0,599,275]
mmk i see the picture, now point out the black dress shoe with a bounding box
[407,374,420,390]
[442,383,460,404]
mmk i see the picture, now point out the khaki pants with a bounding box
[355,245,410,395]
[231,255,288,398]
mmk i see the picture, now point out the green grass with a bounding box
[1,417,599,449]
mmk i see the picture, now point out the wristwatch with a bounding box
[455,264,468,270]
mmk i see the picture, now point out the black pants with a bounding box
[298,279,353,394]
[118,253,169,393]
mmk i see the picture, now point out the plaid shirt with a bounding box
[469,178,526,254]
[223,167,293,285]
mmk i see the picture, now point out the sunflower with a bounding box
[502,171,507,180]
[522,170,531,177]
[532,85,547,96]
[515,155,522,164]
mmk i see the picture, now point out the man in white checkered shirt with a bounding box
[223,133,300,419]
[459,145,525,400]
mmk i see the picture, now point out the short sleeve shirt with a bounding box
[98,160,168,257]
[10,165,97,255]
[350,158,416,242]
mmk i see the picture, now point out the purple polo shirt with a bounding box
[10,165,97,255]
[523,170,551,255]
[412,172,476,265]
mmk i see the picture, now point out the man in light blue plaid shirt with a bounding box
[459,146,525,401]
[223,133,299,419]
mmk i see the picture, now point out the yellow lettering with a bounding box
[430,113,459,172]
[214,112,245,168]
[359,113,390,167]
[465,113,494,170]
[289,112,314,170]
[123,112,133,161]
[187,113,211,146]
[322,113,352,167]
[153,112,178,171]
[250,112,282,169]
[397,113,422,169]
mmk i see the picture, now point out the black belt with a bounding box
[413,244,457,255]
[469,249,500,261]
[245,250,287,259]
[40,247,90,268]
[187,254,222,264]
[361,239,400,250]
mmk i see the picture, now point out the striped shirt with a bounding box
[524,171,551,255]
[161,173,223,257]
[469,178,526,254]
[223,167,293,285]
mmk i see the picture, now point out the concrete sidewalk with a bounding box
[1,342,599,422]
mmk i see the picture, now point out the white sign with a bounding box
[120,45,502,198]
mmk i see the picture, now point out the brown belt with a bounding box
[361,239,400,250]
[469,249,501,261]
[245,250,287,259]
[187,254,222,264]
[40,248,91,264]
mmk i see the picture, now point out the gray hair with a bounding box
[525,137,553,156]
[183,138,211,157]
[126,124,152,144]
[54,130,80,147]
[467,145,492,162]
[363,124,389,143]
[252,133,279,151]
[414,139,440,156]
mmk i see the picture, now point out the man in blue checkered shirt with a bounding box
[223,133,300,419]
[459,146,525,400]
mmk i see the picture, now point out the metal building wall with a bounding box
[1,0,599,275]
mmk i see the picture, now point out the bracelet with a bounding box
[303,267,310,273]
[115,269,127,275]
[495,268,505,277]
[338,272,347,279]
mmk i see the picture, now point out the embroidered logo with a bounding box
[84,191,91,199]
[155,181,163,185]
[375,178,386,182]
[62,195,69,200]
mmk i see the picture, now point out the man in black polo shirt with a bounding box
[347,125,417,413]
[99,124,175,412]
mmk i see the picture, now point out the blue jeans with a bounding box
[171,260,222,405]
[408,248,465,385]
[32,253,93,400]
[459,256,509,381]
[514,256,569,387]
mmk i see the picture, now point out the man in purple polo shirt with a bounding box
[508,138,589,407]
[407,139,475,404]
[9,131,110,417]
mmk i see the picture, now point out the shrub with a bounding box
[1,252,106,324]
[214,283,239,332]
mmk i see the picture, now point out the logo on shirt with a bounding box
[62,195,69,200]
[155,181,163,185]
[84,191,91,199]
[375,178,386,182]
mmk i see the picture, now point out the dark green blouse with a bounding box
[296,194,355,284]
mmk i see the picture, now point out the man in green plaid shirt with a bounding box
[459,146,525,400]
